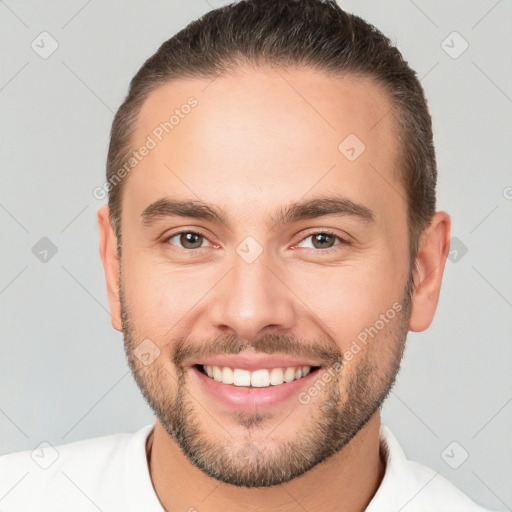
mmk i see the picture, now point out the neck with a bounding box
[147,413,385,512]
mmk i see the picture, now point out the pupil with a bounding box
[181,232,202,249]
[314,233,333,249]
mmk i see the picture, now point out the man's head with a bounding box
[98,0,450,488]
[105,0,437,263]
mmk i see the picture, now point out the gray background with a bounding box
[1,0,511,510]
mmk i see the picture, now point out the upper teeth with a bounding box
[203,365,312,387]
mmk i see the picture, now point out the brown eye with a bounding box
[296,231,343,251]
[311,233,336,249]
[167,231,208,249]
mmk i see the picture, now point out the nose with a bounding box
[207,250,297,340]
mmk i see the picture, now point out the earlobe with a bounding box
[97,205,123,332]
[408,211,451,332]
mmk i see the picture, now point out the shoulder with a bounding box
[0,424,154,512]
[368,425,497,512]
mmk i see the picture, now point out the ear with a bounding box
[97,205,123,332]
[408,211,451,332]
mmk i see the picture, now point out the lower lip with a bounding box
[190,365,321,411]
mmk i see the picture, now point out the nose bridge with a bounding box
[208,244,296,338]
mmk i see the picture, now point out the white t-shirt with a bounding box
[0,423,494,512]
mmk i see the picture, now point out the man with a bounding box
[0,1,496,511]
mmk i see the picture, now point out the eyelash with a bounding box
[162,229,348,254]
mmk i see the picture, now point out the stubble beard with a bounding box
[120,272,413,488]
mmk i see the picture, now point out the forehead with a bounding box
[124,66,403,226]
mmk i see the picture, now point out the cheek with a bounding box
[292,268,390,345]
[121,254,214,339]
[286,255,407,358]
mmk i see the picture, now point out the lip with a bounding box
[190,364,322,412]
[190,354,323,371]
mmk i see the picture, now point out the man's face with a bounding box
[116,67,414,487]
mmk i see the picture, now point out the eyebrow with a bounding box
[140,196,375,230]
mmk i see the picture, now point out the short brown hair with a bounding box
[106,0,436,262]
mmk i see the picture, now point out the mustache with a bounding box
[172,333,342,368]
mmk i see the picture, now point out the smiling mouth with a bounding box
[194,364,321,388]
